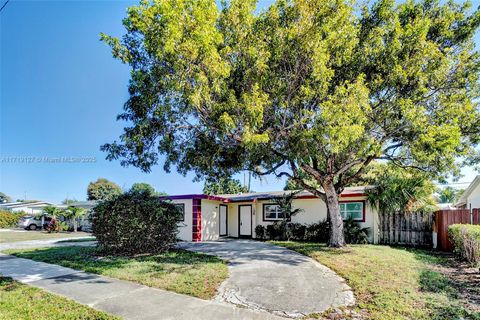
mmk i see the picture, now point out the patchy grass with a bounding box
[7,246,228,300]
[272,242,480,320]
[0,230,91,243]
[0,276,117,320]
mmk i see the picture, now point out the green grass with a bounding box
[6,246,228,300]
[57,237,96,243]
[272,242,480,320]
[0,277,118,320]
[0,230,91,243]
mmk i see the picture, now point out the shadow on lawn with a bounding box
[10,246,223,275]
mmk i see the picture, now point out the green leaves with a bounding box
[101,0,480,190]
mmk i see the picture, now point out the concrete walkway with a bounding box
[0,254,284,320]
[178,239,355,318]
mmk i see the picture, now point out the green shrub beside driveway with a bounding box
[92,191,180,255]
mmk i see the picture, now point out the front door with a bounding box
[238,205,252,238]
[219,205,228,236]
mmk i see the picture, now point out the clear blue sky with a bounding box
[0,0,478,203]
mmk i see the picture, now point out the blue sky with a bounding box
[0,0,478,203]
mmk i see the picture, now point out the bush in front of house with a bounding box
[255,225,266,240]
[343,217,370,244]
[92,191,179,255]
[0,210,20,228]
[258,218,369,244]
[305,219,330,242]
[448,224,480,266]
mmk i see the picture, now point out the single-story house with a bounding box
[56,200,98,231]
[167,186,380,243]
[0,201,53,214]
[455,175,480,209]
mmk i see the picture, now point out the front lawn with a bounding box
[0,230,91,243]
[0,276,117,320]
[6,246,228,300]
[272,242,480,320]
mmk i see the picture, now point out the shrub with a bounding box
[46,218,67,233]
[92,191,179,255]
[285,222,306,241]
[266,222,286,240]
[343,217,370,244]
[305,219,330,242]
[0,210,20,228]
[255,225,266,240]
[448,224,480,266]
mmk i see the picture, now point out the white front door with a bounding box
[239,205,252,237]
[220,205,227,236]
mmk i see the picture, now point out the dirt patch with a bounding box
[430,252,480,313]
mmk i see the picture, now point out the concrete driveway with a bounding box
[178,239,354,318]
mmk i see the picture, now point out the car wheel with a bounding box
[28,224,37,231]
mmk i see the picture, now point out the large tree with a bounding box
[101,0,480,247]
[203,177,249,195]
[87,178,122,201]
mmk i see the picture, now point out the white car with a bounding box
[17,216,52,230]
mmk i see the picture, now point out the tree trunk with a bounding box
[323,180,346,247]
[73,217,77,232]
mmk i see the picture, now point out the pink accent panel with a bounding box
[192,199,202,242]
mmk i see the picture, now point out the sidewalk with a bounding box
[0,254,284,320]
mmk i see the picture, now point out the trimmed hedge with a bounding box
[92,191,180,255]
[255,218,369,244]
[448,224,480,266]
[0,210,20,228]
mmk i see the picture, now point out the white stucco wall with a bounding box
[467,184,480,209]
[172,199,192,242]
[227,197,378,243]
[201,200,220,241]
[173,196,379,243]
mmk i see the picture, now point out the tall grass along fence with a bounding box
[436,209,480,251]
[379,211,433,247]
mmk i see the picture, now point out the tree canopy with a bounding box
[365,163,437,213]
[203,177,249,195]
[436,186,464,204]
[101,0,480,246]
[87,178,122,201]
[0,192,11,203]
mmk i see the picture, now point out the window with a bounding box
[174,203,185,221]
[263,204,286,221]
[340,202,364,221]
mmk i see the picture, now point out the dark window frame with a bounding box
[339,200,366,222]
[262,203,291,222]
[174,203,185,222]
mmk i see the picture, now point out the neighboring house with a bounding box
[56,201,98,231]
[0,201,52,214]
[166,186,380,244]
[456,175,480,209]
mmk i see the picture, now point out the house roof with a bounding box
[56,201,98,209]
[0,201,52,209]
[217,186,372,202]
[166,186,372,203]
[455,175,480,207]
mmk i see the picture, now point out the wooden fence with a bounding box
[435,209,480,251]
[378,211,433,247]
